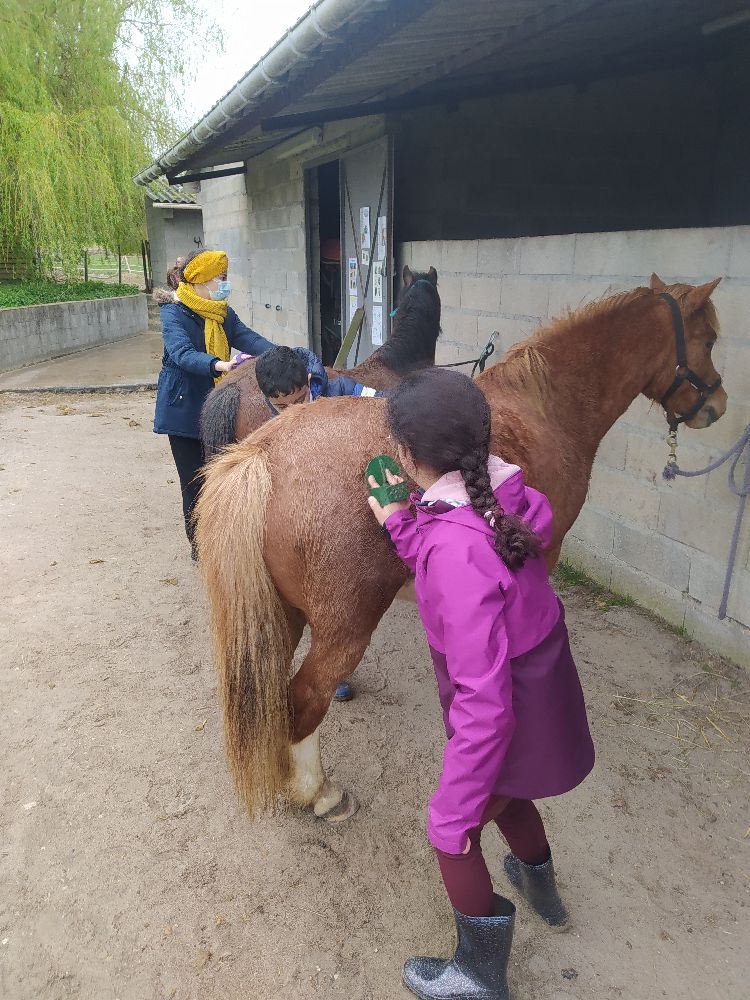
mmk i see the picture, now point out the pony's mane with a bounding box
[490,283,718,404]
[495,287,653,403]
[371,271,441,373]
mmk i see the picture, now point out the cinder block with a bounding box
[728,227,750,279]
[547,278,620,319]
[643,227,731,280]
[682,604,750,669]
[588,466,660,528]
[559,536,613,588]
[434,273,461,309]
[570,505,615,552]
[657,493,741,557]
[625,432,677,489]
[477,240,519,277]
[461,275,501,313]
[441,311,479,349]
[409,241,444,272]
[608,560,688,629]
[442,240,478,274]
[573,231,647,277]
[613,521,690,588]
[596,424,629,472]
[477,315,536,356]
[518,234,576,276]
[500,276,549,318]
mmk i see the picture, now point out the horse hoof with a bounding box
[318,791,359,824]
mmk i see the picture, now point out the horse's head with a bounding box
[647,273,727,430]
[403,264,438,290]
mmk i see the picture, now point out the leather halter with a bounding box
[659,292,721,431]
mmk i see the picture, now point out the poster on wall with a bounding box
[361,248,370,266]
[371,305,383,346]
[376,216,387,261]
[372,261,384,304]
[348,295,358,326]
[348,257,358,295]
[360,206,371,250]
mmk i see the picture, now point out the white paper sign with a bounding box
[372,260,383,304]
[348,257,358,295]
[371,305,383,346]
[376,216,387,261]
[361,248,370,266]
[360,206,371,250]
[348,295,358,325]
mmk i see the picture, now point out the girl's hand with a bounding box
[367,469,409,525]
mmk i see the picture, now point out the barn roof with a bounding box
[134,0,749,186]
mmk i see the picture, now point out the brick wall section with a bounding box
[401,228,750,666]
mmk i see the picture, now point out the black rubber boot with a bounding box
[402,895,515,1000]
[503,852,568,929]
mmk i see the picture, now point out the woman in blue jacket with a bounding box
[153,248,273,556]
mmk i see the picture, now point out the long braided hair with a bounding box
[386,368,540,570]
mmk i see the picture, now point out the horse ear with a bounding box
[685,277,722,313]
[427,266,438,284]
[650,273,667,291]
[403,265,414,287]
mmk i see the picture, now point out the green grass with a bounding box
[553,560,637,611]
[0,280,139,308]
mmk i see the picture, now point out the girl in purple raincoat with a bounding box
[367,367,594,1000]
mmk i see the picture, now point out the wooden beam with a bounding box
[166,164,247,185]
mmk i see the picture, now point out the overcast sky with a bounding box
[182,1,315,122]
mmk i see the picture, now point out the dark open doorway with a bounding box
[306,159,342,366]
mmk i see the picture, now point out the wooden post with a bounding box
[83,250,88,282]
[118,246,122,285]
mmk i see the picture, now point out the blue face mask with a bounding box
[210,280,231,301]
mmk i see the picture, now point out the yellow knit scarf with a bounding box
[176,282,230,383]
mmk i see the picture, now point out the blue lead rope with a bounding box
[663,423,750,620]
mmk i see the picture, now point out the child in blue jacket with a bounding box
[254,345,380,414]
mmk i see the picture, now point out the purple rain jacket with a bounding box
[385,457,594,854]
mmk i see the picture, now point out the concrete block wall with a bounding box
[401,227,750,666]
[200,118,387,349]
[198,168,255,325]
[0,294,148,373]
[145,201,204,293]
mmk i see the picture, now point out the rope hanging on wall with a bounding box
[663,424,750,621]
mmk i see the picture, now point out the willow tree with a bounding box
[0,0,214,276]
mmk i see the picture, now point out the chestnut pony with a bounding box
[195,275,726,822]
[199,266,440,455]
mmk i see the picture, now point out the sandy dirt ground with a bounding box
[1,391,748,1000]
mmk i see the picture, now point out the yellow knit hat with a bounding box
[183,250,228,284]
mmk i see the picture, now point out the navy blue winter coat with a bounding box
[264,348,381,415]
[153,301,273,438]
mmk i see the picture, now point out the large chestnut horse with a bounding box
[199,266,440,455]
[195,275,726,822]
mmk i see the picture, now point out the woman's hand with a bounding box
[213,360,233,373]
[367,469,410,525]
[229,352,253,369]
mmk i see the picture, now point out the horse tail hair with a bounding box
[200,380,242,458]
[195,441,292,812]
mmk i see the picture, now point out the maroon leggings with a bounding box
[435,797,550,917]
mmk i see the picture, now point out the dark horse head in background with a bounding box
[377,265,440,373]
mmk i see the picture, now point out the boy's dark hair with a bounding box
[386,367,540,570]
[255,346,309,398]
